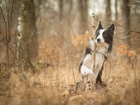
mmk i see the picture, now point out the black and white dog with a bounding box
[79,21,115,91]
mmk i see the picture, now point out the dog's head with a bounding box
[95,21,115,52]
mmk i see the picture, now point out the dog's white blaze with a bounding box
[90,37,109,55]
[96,29,105,43]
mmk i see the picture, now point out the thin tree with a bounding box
[115,0,118,21]
[17,0,37,73]
[59,0,63,21]
[104,0,111,26]
[0,0,19,65]
[78,0,88,34]
[121,0,131,48]
[29,0,38,61]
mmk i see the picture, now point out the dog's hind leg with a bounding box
[96,65,106,88]
[96,56,107,87]
[96,66,103,84]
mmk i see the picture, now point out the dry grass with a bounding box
[0,33,140,105]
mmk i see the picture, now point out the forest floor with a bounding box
[0,58,140,105]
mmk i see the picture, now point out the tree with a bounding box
[29,0,38,61]
[0,0,19,65]
[0,0,19,92]
[78,0,88,34]
[115,0,118,21]
[104,0,111,26]
[121,0,131,48]
[58,0,63,21]
[18,0,37,72]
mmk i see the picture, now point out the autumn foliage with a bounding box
[71,31,90,47]
[38,34,61,64]
[117,44,136,57]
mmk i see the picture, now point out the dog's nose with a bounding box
[97,38,100,43]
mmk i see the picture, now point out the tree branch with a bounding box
[92,13,96,70]
[113,20,140,36]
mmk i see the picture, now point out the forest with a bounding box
[0,0,140,105]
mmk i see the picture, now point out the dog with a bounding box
[78,21,115,92]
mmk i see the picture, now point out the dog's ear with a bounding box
[96,21,103,32]
[107,24,115,33]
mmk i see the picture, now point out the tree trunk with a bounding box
[78,0,88,34]
[121,0,131,48]
[0,0,19,65]
[29,0,38,62]
[58,0,63,21]
[115,0,118,21]
[18,0,35,73]
[104,0,111,27]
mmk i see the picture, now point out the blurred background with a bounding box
[0,0,140,105]
[0,0,140,66]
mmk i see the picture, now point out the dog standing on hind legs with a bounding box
[78,21,115,92]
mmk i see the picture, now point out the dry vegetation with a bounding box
[0,31,140,105]
[0,0,140,104]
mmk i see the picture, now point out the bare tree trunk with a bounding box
[18,0,35,73]
[69,0,73,14]
[78,0,88,34]
[104,0,111,26]
[59,0,63,21]
[115,0,118,21]
[121,0,131,48]
[29,0,38,62]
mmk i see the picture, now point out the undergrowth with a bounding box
[0,32,140,105]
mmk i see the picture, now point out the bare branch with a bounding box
[92,13,96,70]
[113,20,140,36]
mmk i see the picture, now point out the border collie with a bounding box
[78,21,115,91]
